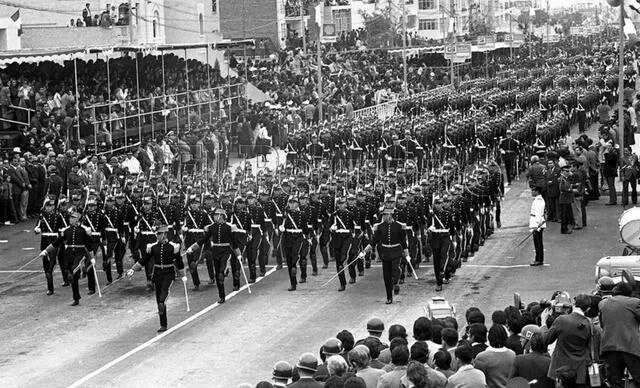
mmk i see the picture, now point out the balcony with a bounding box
[21,26,131,50]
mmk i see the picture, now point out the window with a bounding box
[153,10,159,38]
[332,9,352,34]
[418,0,436,10]
[418,19,437,30]
[199,13,204,36]
[212,0,217,13]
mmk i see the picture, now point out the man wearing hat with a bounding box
[246,191,267,280]
[82,197,107,293]
[288,353,323,388]
[499,130,520,185]
[187,207,242,304]
[271,360,293,387]
[103,194,127,282]
[126,225,185,332]
[359,206,409,304]
[183,195,210,291]
[39,210,95,306]
[330,197,355,292]
[44,165,63,198]
[132,196,159,289]
[272,185,289,270]
[278,196,310,291]
[34,196,65,295]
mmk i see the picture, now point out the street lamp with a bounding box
[606,0,625,164]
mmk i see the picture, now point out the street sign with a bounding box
[455,43,472,60]
[444,45,456,60]
[321,23,337,43]
[478,35,495,50]
[504,34,513,42]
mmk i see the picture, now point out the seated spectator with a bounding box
[474,325,516,388]
[447,345,486,388]
[349,345,384,388]
[509,332,553,388]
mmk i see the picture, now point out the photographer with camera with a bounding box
[542,294,600,388]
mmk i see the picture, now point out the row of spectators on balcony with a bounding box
[73,2,130,28]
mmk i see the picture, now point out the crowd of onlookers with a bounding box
[72,3,130,28]
[240,285,640,388]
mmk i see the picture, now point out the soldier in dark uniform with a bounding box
[308,190,326,275]
[182,195,210,290]
[187,208,242,304]
[430,196,454,292]
[55,194,71,287]
[133,196,158,289]
[102,194,127,283]
[34,196,63,295]
[126,225,185,332]
[246,191,266,280]
[347,193,366,280]
[359,206,409,304]
[40,210,95,306]
[307,134,325,168]
[499,130,520,185]
[385,134,406,169]
[330,197,354,291]
[318,184,334,268]
[278,197,310,291]
[298,193,316,279]
[272,185,289,270]
[258,190,275,272]
[82,198,106,295]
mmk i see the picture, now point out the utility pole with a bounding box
[546,0,550,57]
[450,0,455,86]
[618,0,625,165]
[301,0,306,53]
[401,0,408,97]
[128,0,134,44]
[317,5,323,121]
[509,14,513,60]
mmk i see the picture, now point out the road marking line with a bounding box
[0,270,40,273]
[22,247,35,251]
[464,264,550,269]
[67,265,279,388]
[0,240,8,243]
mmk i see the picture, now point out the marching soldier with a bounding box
[102,194,127,283]
[298,193,316,278]
[329,197,354,291]
[34,195,64,295]
[272,185,289,270]
[55,194,71,287]
[308,190,326,275]
[183,195,210,290]
[430,196,454,292]
[82,198,106,295]
[258,190,275,273]
[359,205,409,304]
[126,225,185,332]
[499,130,520,185]
[187,208,242,304]
[318,184,334,268]
[246,191,267,280]
[347,193,366,279]
[132,196,158,290]
[278,196,310,291]
[39,210,96,306]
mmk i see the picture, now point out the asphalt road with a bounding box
[0,134,627,388]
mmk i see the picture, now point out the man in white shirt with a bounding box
[529,186,546,266]
[121,152,141,175]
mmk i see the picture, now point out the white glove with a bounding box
[428,225,436,232]
[120,237,126,244]
[278,225,285,233]
[34,227,41,234]
[126,269,135,278]
[186,248,194,255]
[182,225,188,232]
[181,276,187,282]
[134,227,140,234]
[90,258,96,266]
[330,225,337,232]
[39,250,47,257]
[405,255,411,262]
[357,252,365,260]
[237,255,243,262]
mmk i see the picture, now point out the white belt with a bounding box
[42,232,57,236]
[251,224,261,228]
[265,218,272,222]
[141,231,155,235]
[234,229,247,234]
[335,229,351,233]
[105,227,117,232]
[276,213,283,217]
[91,232,101,236]
[286,229,302,233]
[154,264,174,269]
[433,228,449,233]
[188,228,205,233]
[381,243,401,248]
[212,243,230,247]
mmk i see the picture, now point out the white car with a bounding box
[425,297,456,320]
[595,256,640,284]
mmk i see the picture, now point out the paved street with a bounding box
[0,129,629,387]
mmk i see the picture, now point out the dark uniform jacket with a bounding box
[369,221,408,261]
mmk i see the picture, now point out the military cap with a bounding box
[366,318,385,333]
[288,196,298,203]
[347,193,356,200]
[142,197,153,204]
[105,195,115,202]
[336,197,346,204]
[246,191,255,198]
[382,207,394,215]
[188,195,200,204]
[322,338,344,355]
[272,360,293,379]
[236,196,246,203]
[213,207,227,216]
[155,225,169,233]
[69,210,82,218]
[296,353,318,373]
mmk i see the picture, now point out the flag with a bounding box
[10,9,22,37]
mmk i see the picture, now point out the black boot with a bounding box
[158,303,168,332]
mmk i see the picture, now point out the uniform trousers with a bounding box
[381,257,401,301]
[347,233,364,280]
[309,230,320,272]
[211,248,235,299]
[319,222,332,266]
[258,228,271,274]
[331,233,352,287]
[503,154,516,184]
[105,238,125,282]
[133,234,157,281]
[247,229,262,280]
[430,232,451,286]
[533,229,544,263]
[40,237,58,293]
[64,249,88,302]
[153,268,175,328]
[272,226,284,267]
[283,233,304,287]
